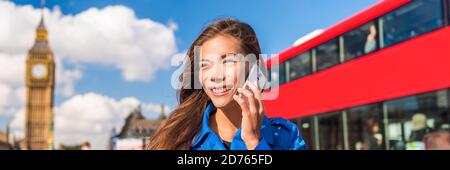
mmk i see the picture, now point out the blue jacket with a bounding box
[191,102,307,150]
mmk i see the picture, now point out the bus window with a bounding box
[315,38,339,72]
[447,0,450,25]
[318,111,344,150]
[385,89,449,150]
[380,0,444,48]
[287,51,312,81]
[343,21,378,62]
[269,63,286,88]
[346,104,385,150]
[296,117,315,150]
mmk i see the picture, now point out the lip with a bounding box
[211,88,231,96]
[207,84,234,97]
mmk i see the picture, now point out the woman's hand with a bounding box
[233,82,265,150]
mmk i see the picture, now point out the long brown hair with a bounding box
[147,18,261,150]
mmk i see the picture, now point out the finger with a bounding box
[237,88,257,115]
[246,82,265,116]
[233,94,249,115]
[246,82,263,112]
[246,82,261,100]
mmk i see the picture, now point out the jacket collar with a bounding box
[191,102,215,148]
[191,102,274,148]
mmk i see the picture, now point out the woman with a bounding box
[148,18,307,150]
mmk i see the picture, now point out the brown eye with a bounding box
[223,59,237,64]
[200,62,209,68]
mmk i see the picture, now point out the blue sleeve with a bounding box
[254,128,307,150]
[289,125,307,150]
[254,137,272,150]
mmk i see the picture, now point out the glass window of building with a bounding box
[380,0,444,48]
[385,89,449,150]
[318,111,344,150]
[287,51,312,81]
[343,21,378,61]
[346,104,385,150]
[448,0,450,25]
[295,117,315,150]
[315,38,339,72]
[269,63,286,88]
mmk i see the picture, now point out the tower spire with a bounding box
[40,0,45,19]
[24,0,55,150]
[158,104,166,120]
[36,0,48,42]
[40,0,45,10]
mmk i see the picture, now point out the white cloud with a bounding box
[54,57,83,97]
[141,103,170,119]
[0,52,81,128]
[10,108,24,130]
[0,82,23,118]
[0,1,177,149]
[0,83,11,115]
[53,93,138,149]
[0,52,27,119]
[0,53,25,87]
[51,5,177,81]
[0,52,82,130]
[53,93,167,149]
[0,1,178,100]
[168,19,178,31]
[10,92,168,150]
[0,1,177,82]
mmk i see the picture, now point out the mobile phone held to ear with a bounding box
[243,64,270,92]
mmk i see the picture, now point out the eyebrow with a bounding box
[200,53,241,62]
[201,53,238,61]
[222,53,238,59]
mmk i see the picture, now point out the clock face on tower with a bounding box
[31,63,48,79]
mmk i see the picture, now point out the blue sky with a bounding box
[0,0,377,143]
[0,0,381,148]
[4,0,378,127]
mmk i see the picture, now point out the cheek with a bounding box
[226,64,245,85]
[226,68,236,81]
[199,70,206,86]
[234,65,246,83]
[221,65,235,83]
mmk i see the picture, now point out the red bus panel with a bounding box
[264,27,450,119]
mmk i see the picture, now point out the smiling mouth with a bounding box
[208,85,233,96]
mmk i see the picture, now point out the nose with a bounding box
[210,63,225,83]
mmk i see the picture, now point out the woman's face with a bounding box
[199,35,247,108]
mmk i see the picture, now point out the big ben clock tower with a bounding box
[24,8,55,150]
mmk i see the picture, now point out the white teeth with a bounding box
[209,85,233,95]
[212,88,229,94]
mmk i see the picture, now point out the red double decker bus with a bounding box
[263,0,450,150]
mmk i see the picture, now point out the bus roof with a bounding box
[266,0,411,68]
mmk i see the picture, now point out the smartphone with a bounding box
[242,63,270,92]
